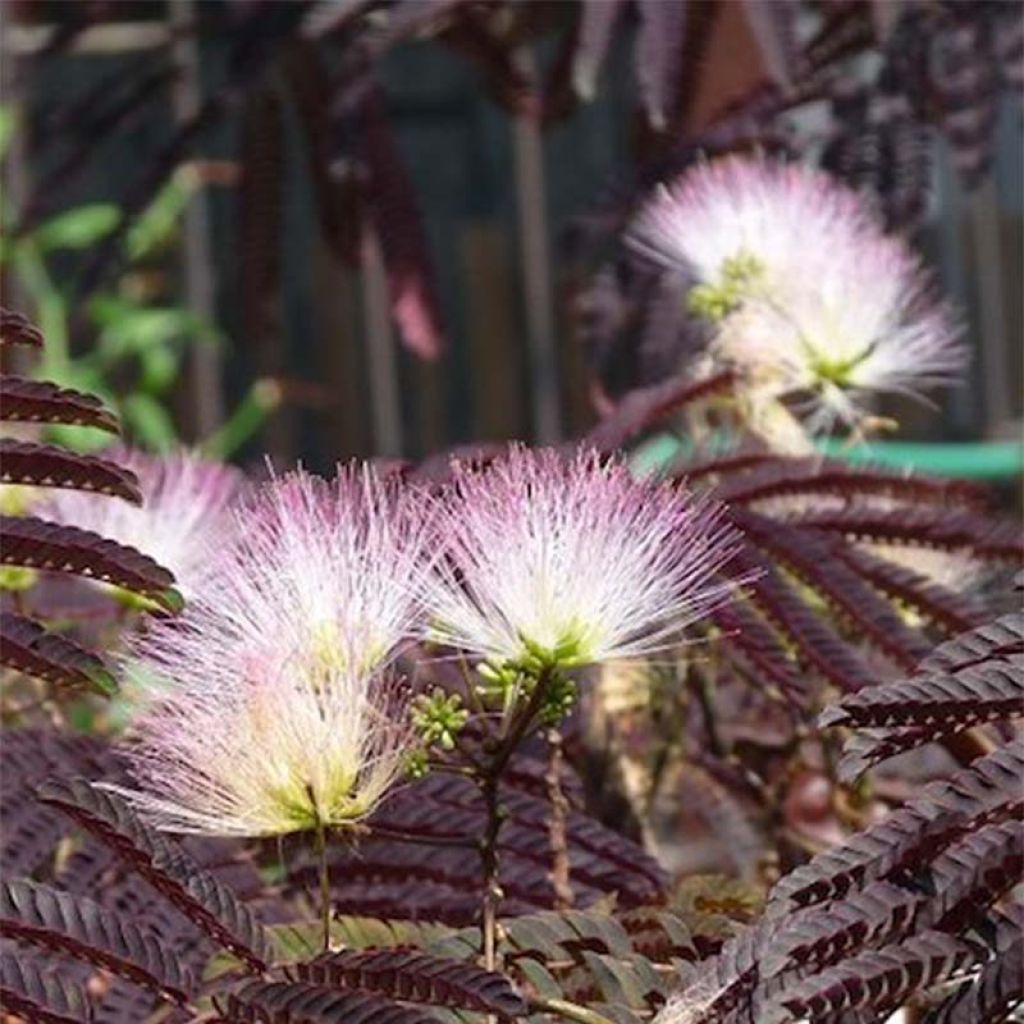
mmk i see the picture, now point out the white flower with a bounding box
[627,156,965,437]
[424,445,742,669]
[104,463,435,836]
[105,665,412,836]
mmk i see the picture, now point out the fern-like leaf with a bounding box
[766,931,978,1022]
[710,598,810,708]
[834,546,987,636]
[0,612,116,696]
[820,661,1024,731]
[714,459,986,511]
[933,13,1000,189]
[769,741,1024,914]
[782,506,1024,562]
[217,979,445,1023]
[292,948,528,1017]
[733,510,932,671]
[0,879,195,1004]
[922,938,1023,1024]
[730,546,876,693]
[917,613,1024,675]
[924,819,1024,933]
[0,376,120,433]
[762,880,925,981]
[0,440,142,504]
[837,726,969,782]
[587,371,735,452]
[0,307,45,347]
[37,778,271,971]
[0,952,91,1023]
[0,515,181,611]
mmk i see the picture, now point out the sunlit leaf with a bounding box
[34,205,123,252]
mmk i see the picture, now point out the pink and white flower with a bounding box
[106,465,435,835]
[424,445,742,669]
[39,448,243,599]
[627,156,965,436]
[106,662,413,836]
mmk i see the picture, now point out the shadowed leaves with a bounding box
[0,612,116,695]
[0,376,120,433]
[37,779,271,972]
[0,879,196,1004]
[0,516,181,611]
[292,948,528,1017]
[0,440,142,504]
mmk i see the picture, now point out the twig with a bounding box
[689,664,724,758]
[478,665,553,971]
[479,769,504,973]
[366,823,478,849]
[311,802,330,953]
[545,728,574,910]
[528,996,617,1024]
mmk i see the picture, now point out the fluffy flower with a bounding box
[39,448,243,599]
[107,664,412,836]
[627,156,965,435]
[105,464,435,835]
[424,445,742,669]
[198,464,437,677]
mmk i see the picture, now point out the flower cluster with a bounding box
[628,156,965,442]
[113,447,740,838]
[109,465,434,836]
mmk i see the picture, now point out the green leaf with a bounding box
[0,106,16,162]
[93,303,218,368]
[122,392,178,449]
[35,204,122,251]
[138,344,179,393]
[124,172,196,261]
[268,917,452,964]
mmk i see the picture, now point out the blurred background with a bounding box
[1,0,1021,476]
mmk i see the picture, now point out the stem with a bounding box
[690,665,724,758]
[367,823,478,849]
[477,666,554,971]
[480,770,502,973]
[314,813,330,953]
[527,996,617,1024]
[545,728,573,910]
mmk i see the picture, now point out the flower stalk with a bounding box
[313,805,331,953]
[477,663,554,971]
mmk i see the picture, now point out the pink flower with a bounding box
[424,445,742,669]
[39,448,243,599]
[105,464,435,835]
[628,156,965,435]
